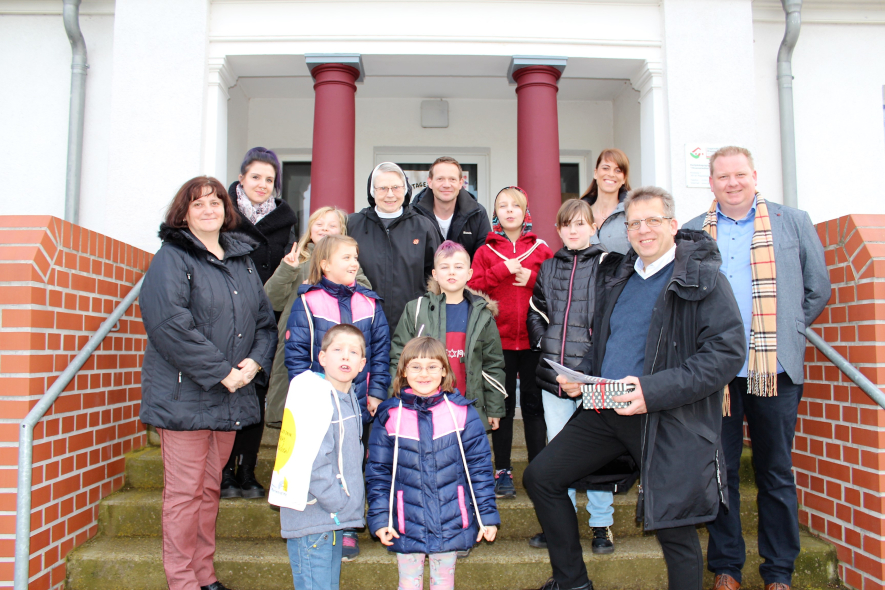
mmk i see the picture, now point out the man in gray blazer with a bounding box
[683,146,830,590]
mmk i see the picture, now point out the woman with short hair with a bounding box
[140,176,277,590]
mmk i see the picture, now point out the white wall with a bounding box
[245,96,616,213]
[226,82,250,184]
[0,13,114,223]
[104,0,210,252]
[753,19,885,224]
[662,0,758,225]
[613,82,643,188]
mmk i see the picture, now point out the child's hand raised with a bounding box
[477,525,497,543]
[512,267,531,287]
[503,258,522,274]
[375,527,400,546]
[282,241,301,267]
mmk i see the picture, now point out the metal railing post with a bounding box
[13,278,143,590]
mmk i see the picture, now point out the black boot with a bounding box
[237,462,265,499]
[532,578,594,590]
[220,464,242,499]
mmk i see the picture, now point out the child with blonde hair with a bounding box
[367,336,500,590]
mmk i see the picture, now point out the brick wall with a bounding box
[799,214,885,590]
[0,216,151,590]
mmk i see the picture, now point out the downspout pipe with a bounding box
[777,0,802,209]
[63,0,88,225]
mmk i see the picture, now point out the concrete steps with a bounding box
[67,420,840,590]
[67,532,837,590]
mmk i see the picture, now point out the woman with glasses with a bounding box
[347,162,442,328]
[581,148,632,255]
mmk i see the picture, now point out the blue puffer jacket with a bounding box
[366,390,500,554]
[284,277,391,422]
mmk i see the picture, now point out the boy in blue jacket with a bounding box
[279,324,367,590]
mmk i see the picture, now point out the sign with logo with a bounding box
[684,144,722,188]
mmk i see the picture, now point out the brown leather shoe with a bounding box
[714,574,741,589]
[764,584,790,590]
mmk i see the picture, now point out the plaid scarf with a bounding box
[702,194,778,414]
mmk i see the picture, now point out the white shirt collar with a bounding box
[634,244,677,279]
[375,206,403,219]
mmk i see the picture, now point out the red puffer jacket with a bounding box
[468,232,553,350]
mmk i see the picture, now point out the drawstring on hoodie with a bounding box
[387,399,404,534]
[443,394,486,535]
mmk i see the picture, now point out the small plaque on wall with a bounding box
[685,144,722,188]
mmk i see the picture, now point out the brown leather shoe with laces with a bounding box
[764,584,790,590]
[714,574,741,589]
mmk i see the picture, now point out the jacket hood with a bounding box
[375,390,473,425]
[553,243,607,262]
[484,231,542,250]
[157,223,258,258]
[582,184,629,206]
[424,277,499,317]
[298,276,382,301]
[412,186,482,217]
[365,163,413,208]
[615,229,722,301]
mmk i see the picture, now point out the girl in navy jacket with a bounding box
[367,337,499,590]
[284,234,390,423]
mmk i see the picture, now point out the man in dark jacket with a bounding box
[411,156,491,260]
[523,186,746,590]
[347,162,442,327]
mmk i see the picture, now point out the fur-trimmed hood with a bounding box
[158,223,258,258]
[424,277,499,317]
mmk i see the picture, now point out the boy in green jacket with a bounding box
[389,240,507,431]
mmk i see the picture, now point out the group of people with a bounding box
[137,145,830,590]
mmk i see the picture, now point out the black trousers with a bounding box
[226,383,267,472]
[706,373,803,586]
[523,408,703,590]
[493,349,547,469]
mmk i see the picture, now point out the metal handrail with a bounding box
[805,327,885,410]
[13,278,143,590]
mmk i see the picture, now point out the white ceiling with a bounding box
[228,54,642,101]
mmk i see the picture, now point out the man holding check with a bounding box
[523,186,746,590]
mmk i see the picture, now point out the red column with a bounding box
[513,65,563,247]
[309,63,360,213]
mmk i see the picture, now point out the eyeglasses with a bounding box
[374,185,405,195]
[406,363,443,375]
[625,216,673,231]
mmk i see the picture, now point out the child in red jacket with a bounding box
[468,187,553,499]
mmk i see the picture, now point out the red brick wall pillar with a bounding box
[798,214,885,590]
[0,216,150,590]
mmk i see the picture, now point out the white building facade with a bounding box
[2,0,884,252]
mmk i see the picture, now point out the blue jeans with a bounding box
[287,531,343,590]
[542,391,615,528]
[705,373,803,586]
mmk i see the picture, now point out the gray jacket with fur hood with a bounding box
[387,279,507,429]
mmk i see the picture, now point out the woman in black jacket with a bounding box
[140,176,277,590]
[347,162,441,327]
[223,147,297,499]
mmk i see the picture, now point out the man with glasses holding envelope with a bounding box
[523,186,746,590]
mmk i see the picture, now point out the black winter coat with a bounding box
[348,175,442,327]
[592,230,746,530]
[227,182,298,285]
[140,225,278,431]
[526,244,607,396]
[411,187,491,260]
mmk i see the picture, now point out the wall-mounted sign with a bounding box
[685,144,722,188]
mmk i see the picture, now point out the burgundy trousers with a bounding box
[158,428,236,590]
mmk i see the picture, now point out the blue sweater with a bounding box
[600,261,673,379]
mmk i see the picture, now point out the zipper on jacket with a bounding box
[558,253,579,396]
[715,449,725,505]
[173,372,181,401]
